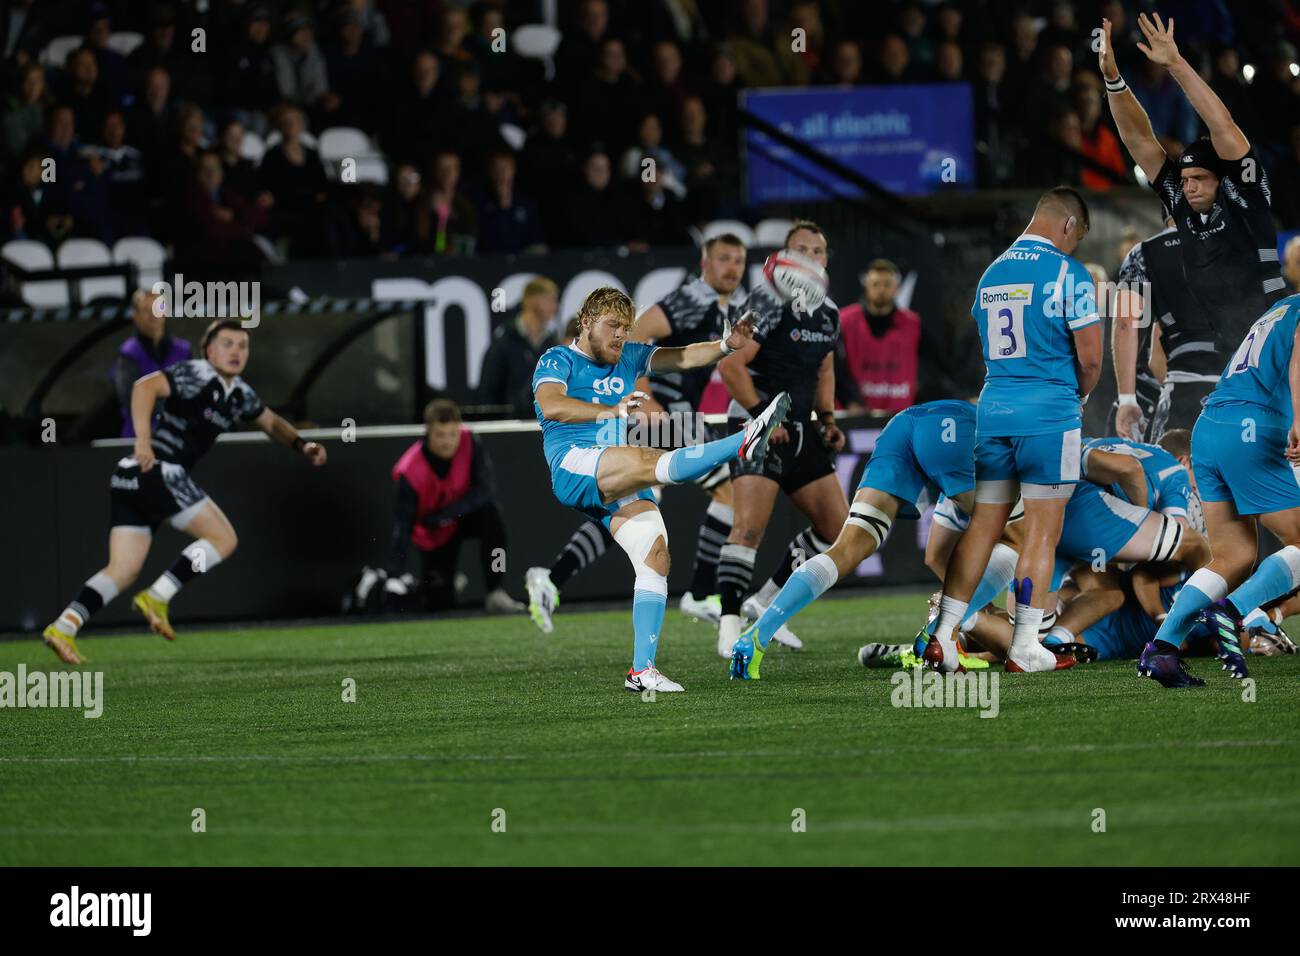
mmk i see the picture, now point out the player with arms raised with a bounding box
[532,287,788,693]
[42,319,327,664]
[928,187,1103,673]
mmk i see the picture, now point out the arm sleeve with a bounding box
[240,386,265,421]
[532,347,571,393]
[384,476,418,576]
[1147,157,1182,215]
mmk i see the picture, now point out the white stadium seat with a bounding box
[105,32,144,57]
[318,127,373,163]
[512,24,562,80]
[113,236,167,292]
[701,219,757,248]
[57,238,126,303]
[498,122,526,152]
[353,155,389,185]
[39,35,82,68]
[238,130,266,164]
[755,218,794,246]
[2,240,67,308]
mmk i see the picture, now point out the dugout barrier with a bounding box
[0,413,937,634]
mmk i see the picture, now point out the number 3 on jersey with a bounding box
[980,283,1033,360]
[1227,306,1286,377]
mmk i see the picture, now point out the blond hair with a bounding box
[577,286,634,329]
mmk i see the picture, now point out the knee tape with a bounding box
[846,502,892,548]
[614,509,669,595]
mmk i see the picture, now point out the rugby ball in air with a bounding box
[762,250,829,312]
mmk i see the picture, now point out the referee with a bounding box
[1101,14,1285,386]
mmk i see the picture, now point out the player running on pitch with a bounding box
[532,287,789,693]
[1138,293,1300,687]
[42,319,327,664]
[928,187,1103,674]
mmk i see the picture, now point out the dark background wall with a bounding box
[0,415,935,634]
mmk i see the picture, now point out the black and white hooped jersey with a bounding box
[647,275,748,411]
[151,359,265,469]
[1150,147,1286,354]
[731,283,839,421]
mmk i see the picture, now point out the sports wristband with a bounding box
[1117,393,1138,407]
[293,436,307,452]
[1104,74,1127,94]
[719,337,734,356]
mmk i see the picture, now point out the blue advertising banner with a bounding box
[741,84,974,203]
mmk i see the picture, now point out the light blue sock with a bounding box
[1152,574,1221,649]
[927,544,1018,636]
[1226,547,1300,623]
[631,584,667,671]
[654,431,744,484]
[755,554,838,649]
[1241,607,1276,634]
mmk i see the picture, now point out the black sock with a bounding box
[771,527,831,589]
[550,522,613,589]
[688,502,733,596]
[717,543,756,617]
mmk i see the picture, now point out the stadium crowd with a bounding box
[5,0,1300,270]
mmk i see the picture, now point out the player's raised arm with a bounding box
[253,407,327,465]
[129,370,171,471]
[648,310,755,373]
[1098,17,1166,182]
[1137,12,1249,161]
[1084,448,1149,509]
[1113,247,1147,439]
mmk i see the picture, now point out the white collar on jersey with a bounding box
[567,339,597,362]
[1017,232,1055,245]
[200,358,241,398]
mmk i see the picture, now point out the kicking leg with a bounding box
[610,500,680,692]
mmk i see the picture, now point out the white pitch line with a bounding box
[0,737,1296,765]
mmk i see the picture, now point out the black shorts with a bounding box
[1149,377,1217,441]
[109,458,208,531]
[727,417,835,494]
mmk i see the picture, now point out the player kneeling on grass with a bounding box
[730,399,978,681]
[532,287,789,693]
[42,319,327,664]
[1140,294,1300,687]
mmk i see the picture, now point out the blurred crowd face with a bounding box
[1054,110,1083,150]
[197,153,224,194]
[741,0,768,34]
[1012,15,1038,57]
[88,16,111,49]
[1046,46,1073,87]
[599,39,627,79]
[787,227,828,269]
[638,114,662,148]
[979,44,1006,82]
[523,288,559,325]
[865,268,899,311]
[132,292,165,340]
[179,108,204,148]
[48,106,75,148]
[278,106,305,142]
[583,152,611,191]
[220,121,244,157]
[701,240,745,296]
[936,41,963,80]
[1075,86,1102,129]
[396,164,420,201]
[412,52,439,95]
[831,40,862,84]
[712,49,737,85]
[20,64,44,103]
[541,105,566,139]
[248,15,271,44]
[488,153,516,192]
[653,42,682,86]
[881,36,908,78]
[70,49,98,89]
[578,0,608,42]
[145,67,170,108]
[431,152,460,191]
[680,97,706,139]
[102,111,126,149]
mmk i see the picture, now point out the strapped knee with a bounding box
[614,509,669,592]
[846,502,892,548]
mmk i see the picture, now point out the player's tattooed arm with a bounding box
[814,352,845,451]
[1138,12,1249,161]
[1084,449,1148,509]
[129,371,171,472]
[253,408,327,465]
[1099,17,1166,182]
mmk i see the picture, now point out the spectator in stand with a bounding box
[469,1,522,92]
[0,0,47,82]
[973,42,1013,186]
[619,175,687,251]
[1004,12,1040,109]
[1208,44,1257,148]
[824,38,864,87]
[0,62,47,173]
[934,40,964,82]
[84,3,127,99]
[557,0,611,92]
[384,398,524,615]
[126,66,176,163]
[644,41,689,142]
[1034,108,1083,186]
[214,118,265,206]
[933,3,968,54]
[620,113,686,200]
[128,4,204,104]
[389,50,453,169]
[219,4,277,134]
[727,0,786,88]
[476,150,545,254]
[152,103,207,213]
[110,290,191,438]
[1074,84,1126,190]
[1039,0,1087,63]
[271,9,340,125]
[1249,42,1300,152]
[343,0,391,50]
[1128,54,1201,154]
[1021,44,1075,137]
[898,3,932,68]
[875,34,923,84]
[564,148,621,248]
[521,100,578,243]
[838,259,921,414]
[42,104,112,243]
[324,8,387,134]
[448,60,506,170]
[702,44,741,147]
[82,110,146,237]
[1,147,71,246]
[477,276,561,419]
[416,147,477,255]
[331,184,399,258]
[782,1,824,85]
[176,151,269,276]
[434,5,475,87]
[571,37,641,156]
[674,95,729,223]
[258,104,330,256]
[57,48,116,149]
[388,162,422,254]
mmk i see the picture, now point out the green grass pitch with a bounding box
[2,591,1298,866]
